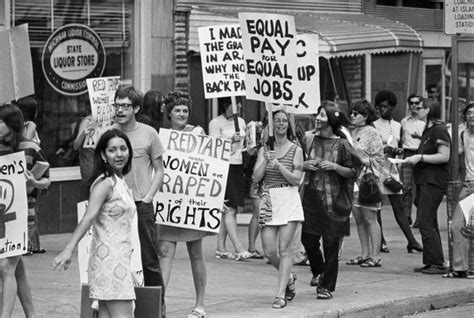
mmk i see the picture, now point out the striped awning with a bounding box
[186,7,423,58]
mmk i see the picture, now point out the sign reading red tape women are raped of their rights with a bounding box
[198,24,246,98]
[154,129,231,233]
[82,76,121,149]
[238,12,298,104]
[0,151,28,258]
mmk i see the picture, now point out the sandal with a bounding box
[346,256,368,265]
[272,297,287,309]
[443,271,467,278]
[316,287,333,300]
[215,251,233,259]
[285,273,296,301]
[187,308,206,318]
[360,258,382,267]
[233,251,252,261]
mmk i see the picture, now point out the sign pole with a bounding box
[230,95,240,133]
[266,103,274,150]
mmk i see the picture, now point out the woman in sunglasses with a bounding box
[404,99,451,275]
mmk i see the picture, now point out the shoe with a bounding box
[294,256,309,266]
[316,287,333,300]
[248,249,264,259]
[422,266,446,275]
[380,244,390,253]
[407,243,423,253]
[310,275,320,287]
[32,248,47,254]
[285,273,296,301]
[233,251,252,261]
[360,258,382,267]
[272,297,287,309]
[346,256,368,265]
[443,271,468,278]
[187,308,206,318]
[414,265,430,272]
[215,251,233,259]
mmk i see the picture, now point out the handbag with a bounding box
[359,165,382,204]
[383,164,403,193]
[333,176,353,216]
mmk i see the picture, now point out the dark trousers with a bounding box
[301,232,340,292]
[387,194,419,246]
[414,184,445,267]
[136,201,165,289]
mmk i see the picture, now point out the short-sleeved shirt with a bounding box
[208,115,246,165]
[414,122,451,189]
[461,130,474,181]
[400,116,425,149]
[116,122,165,201]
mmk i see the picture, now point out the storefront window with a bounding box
[12,0,134,167]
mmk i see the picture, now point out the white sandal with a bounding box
[187,308,206,318]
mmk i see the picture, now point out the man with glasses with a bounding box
[114,86,166,290]
[401,94,426,226]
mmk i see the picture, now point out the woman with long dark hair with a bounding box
[53,129,137,317]
[301,102,361,300]
[253,110,304,309]
[404,99,451,274]
[0,103,51,318]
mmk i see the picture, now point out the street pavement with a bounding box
[7,200,474,317]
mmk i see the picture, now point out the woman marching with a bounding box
[0,103,51,318]
[53,129,136,317]
[253,110,304,309]
[158,91,208,318]
[301,102,361,300]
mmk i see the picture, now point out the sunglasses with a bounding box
[350,110,360,117]
[409,101,421,106]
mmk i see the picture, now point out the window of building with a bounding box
[11,0,134,168]
[376,0,443,9]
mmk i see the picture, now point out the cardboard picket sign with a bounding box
[198,24,246,98]
[154,129,231,233]
[83,76,120,149]
[0,24,34,104]
[238,13,298,105]
[77,200,144,286]
[290,34,320,114]
[81,284,162,318]
[0,151,28,258]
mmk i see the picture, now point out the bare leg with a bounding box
[352,206,370,258]
[363,208,381,259]
[186,239,206,311]
[100,300,134,318]
[223,208,246,253]
[217,218,228,252]
[248,198,260,252]
[15,257,35,318]
[157,240,177,287]
[261,226,279,270]
[1,256,21,318]
[276,222,298,299]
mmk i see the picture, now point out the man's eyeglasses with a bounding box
[409,101,421,106]
[114,103,133,110]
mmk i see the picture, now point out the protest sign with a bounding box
[290,34,320,114]
[198,24,245,98]
[0,24,34,104]
[155,129,231,233]
[239,13,298,104]
[77,200,143,286]
[0,151,28,258]
[83,76,120,148]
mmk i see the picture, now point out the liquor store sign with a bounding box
[42,24,106,96]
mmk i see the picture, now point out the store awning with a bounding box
[185,7,423,58]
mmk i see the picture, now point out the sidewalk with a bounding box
[10,201,474,317]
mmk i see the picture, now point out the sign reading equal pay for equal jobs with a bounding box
[42,24,106,96]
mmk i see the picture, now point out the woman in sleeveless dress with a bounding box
[158,91,208,318]
[53,129,136,318]
[253,110,304,309]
